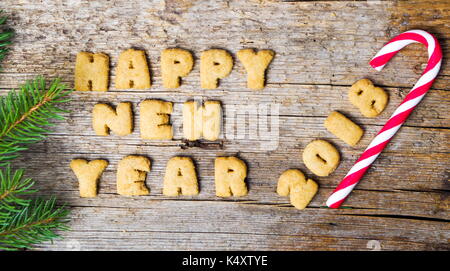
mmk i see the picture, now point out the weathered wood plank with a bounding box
[0,0,448,250]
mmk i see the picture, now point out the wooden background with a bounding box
[0,0,448,250]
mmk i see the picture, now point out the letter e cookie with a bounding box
[140,100,173,140]
[237,49,274,90]
[117,155,151,196]
[215,157,248,197]
[277,169,318,210]
[70,159,108,198]
[303,140,340,177]
[163,157,198,196]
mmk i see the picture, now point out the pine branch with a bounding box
[0,10,14,69]
[0,197,69,250]
[0,76,72,165]
[0,164,36,217]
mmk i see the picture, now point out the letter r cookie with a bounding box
[215,157,248,197]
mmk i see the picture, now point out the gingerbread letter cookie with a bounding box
[70,159,108,198]
[303,140,340,177]
[324,111,363,146]
[92,102,133,136]
[200,49,233,89]
[161,48,194,88]
[115,49,151,89]
[140,100,173,140]
[215,156,248,197]
[75,52,109,91]
[237,49,274,90]
[349,79,388,118]
[277,169,318,210]
[183,101,221,141]
[117,155,150,196]
[163,157,198,196]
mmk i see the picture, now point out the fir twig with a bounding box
[0,164,36,215]
[0,76,72,165]
[0,197,70,250]
[0,10,14,68]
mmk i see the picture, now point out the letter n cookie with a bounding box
[237,49,274,90]
[215,157,248,197]
[161,48,194,88]
[117,155,151,196]
[70,159,108,198]
[277,169,318,210]
[200,49,233,89]
[115,49,151,89]
[75,52,109,91]
[140,100,173,140]
[92,102,133,136]
[163,157,198,196]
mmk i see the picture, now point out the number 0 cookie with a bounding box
[302,140,340,177]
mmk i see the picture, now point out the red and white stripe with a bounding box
[326,30,442,209]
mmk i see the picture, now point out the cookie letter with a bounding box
[215,157,247,197]
[140,100,173,140]
[161,48,194,88]
[303,140,340,177]
[92,103,133,136]
[349,79,388,118]
[70,159,108,198]
[277,169,318,210]
[163,157,198,196]
[200,49,233,89]
[75,52,109,91]
[324,111,363,146]
[117,155,150,196]
[115,49,151,89]
[237,49,274,90]
[183,101,221,141]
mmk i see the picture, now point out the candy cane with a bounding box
[326,30,442,208]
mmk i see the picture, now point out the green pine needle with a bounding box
[0,10,14,68]
[0,197,70,250]
[0,76,72,165]
[0,164,36,215]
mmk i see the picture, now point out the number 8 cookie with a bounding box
[349,79,388,118]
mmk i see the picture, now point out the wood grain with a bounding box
[0,0,448,250]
